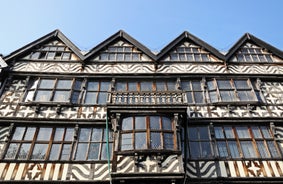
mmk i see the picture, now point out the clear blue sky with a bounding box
[0,0,282,55]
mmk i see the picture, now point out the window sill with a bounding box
[115,150,181,156]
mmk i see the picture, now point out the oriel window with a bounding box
[120,116,177,151]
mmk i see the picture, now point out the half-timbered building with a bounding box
[0,30,283,183]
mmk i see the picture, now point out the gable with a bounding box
[21,40,81,61]
[161,41,221,62]
[89,39,153,62]
[229,42,282,63]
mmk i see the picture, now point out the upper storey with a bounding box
[3,29,283,75]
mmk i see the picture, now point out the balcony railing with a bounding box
[110,91,185,105]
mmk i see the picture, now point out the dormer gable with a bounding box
[226,33,283,63]
[84,30,156,62]
[157,31,225,62]
[4,29,84,63]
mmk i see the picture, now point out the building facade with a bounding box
[0,30,283,183]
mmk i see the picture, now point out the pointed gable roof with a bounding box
[157,31,225,61]
[4,29,84,62]
[0,55,8,68]
[84,30,156,61]
[226,33,283,61]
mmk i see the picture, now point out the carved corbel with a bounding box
[111,113,120,132]
[56,105,61,114]
[176,78,181,90]
[111,78,116,91]
[174,113,179,130]
[74,124,79,140]
[6,123,14,142]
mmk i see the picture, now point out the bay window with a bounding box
[120,116,177,151]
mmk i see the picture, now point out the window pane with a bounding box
[189,142,200,159]
[220,91,234,101]
[128,82,137,91]
[192,81,202,91]
[85,91,97,104]
[140,81,153,91]
[5,143,19,159]
[17,143,31,159]
[238,91,254,101]
[53,91,69,102]
[122,117,133,130]
[167,81,175,91]
[39,79,55,89]
[97,92,107,104]
[121,133,133,150]
[150,116,160,130]
[56,80,72,89]
[236,127,250,138]
[207,81,216,90]
[92,128,102,141]
[181,81,191,91]
[261,126,272,138]
[88,143,100,160]
[251,126,262,138]
[37,128,52,141]
[101,143,112,160]
[164,133,174,150]
[199,127,209,140]
[224,127,235,138]
[240,141,256,158]
[209,91,218,103]
[156,81,166,91]
[267,141,280,158]
[79,128,91,141]
[214,127,224,138]
[100,82,110,91]
[61,144,71,160]
[228,141,240,158]
[135,132,147,149]
[35,90,52,101]
[218,80,232,89]
[75,143,88,160]
[135,116,146,129]
[217,141,228,157]
[31,143,48,160]
[151,132,161,149]
[194,91,203,103]
[65,128,73,141]
[54,128,64,141]
[49,144,60,160]
[186,92,193,103]
[188,127,198,140]
[162,117,172,130]
[24,127,36,140]
[201,142,212,157]
[62,53,71,60]
[234,80,249,89]
[257,141,270,158]
[87,81,99,90]
[12,127,25,140]
[116,82,126,91]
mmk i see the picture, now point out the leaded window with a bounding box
[28,41,73,60]
[214,125,281,159]
[167,42,218,62]
[232,44,274,62]
[25,78,82,103]
[188,126,213,159]
[207,79,262,103]
[74,128,113,160]
[181,80,204,104]
[84,80,110,104]
[116,80,176,92]
[4,127,74,160]
[120,116,177,151]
